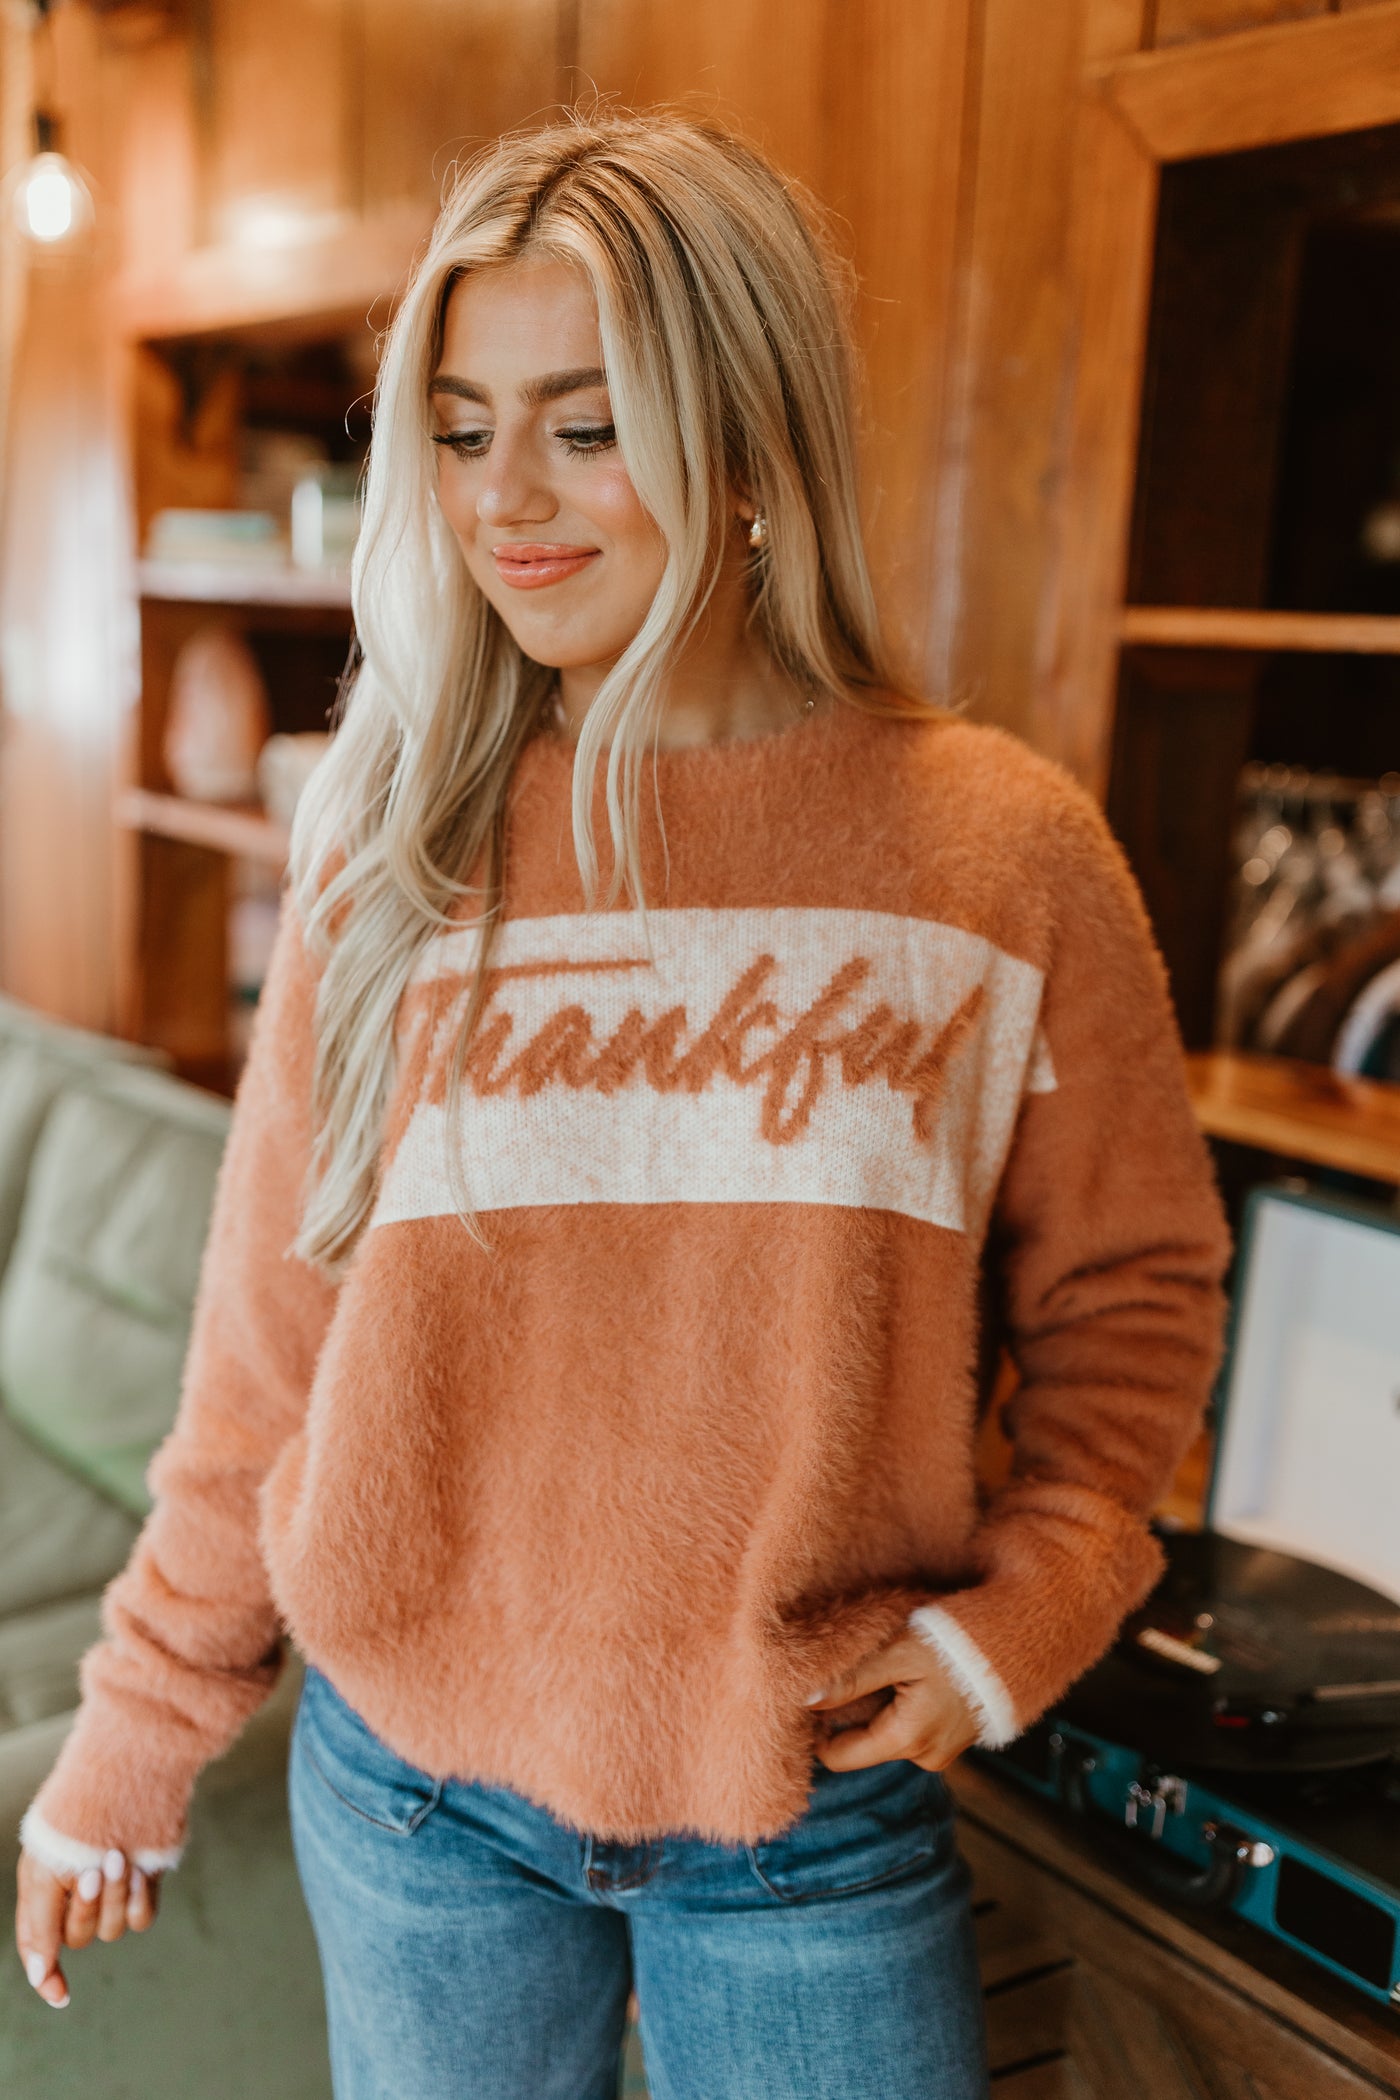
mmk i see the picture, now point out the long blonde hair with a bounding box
[288,107,955,1276]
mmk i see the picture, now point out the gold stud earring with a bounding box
[746,508,768,552]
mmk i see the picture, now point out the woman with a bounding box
[14,111,1232,2098]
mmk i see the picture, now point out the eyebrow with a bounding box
[428,365,609,410]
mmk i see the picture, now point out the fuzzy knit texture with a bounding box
[20,698,1233,1872]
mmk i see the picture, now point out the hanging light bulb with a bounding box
[9,110,94,247]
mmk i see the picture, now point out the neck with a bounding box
[553,553,820,749]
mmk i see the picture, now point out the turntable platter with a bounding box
[1061,1531,1400,1773]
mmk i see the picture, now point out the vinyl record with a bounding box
[1060,1530,1400,1773]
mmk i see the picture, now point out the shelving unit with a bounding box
[1120,606,1400,654]
[116,322,370,1089]
[1186,1049,1400,1187]
[136,559,352,611]
[1101,120,1400,1216]
[115,787,290,867]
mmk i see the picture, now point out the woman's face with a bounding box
[429,255,668,676]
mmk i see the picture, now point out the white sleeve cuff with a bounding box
[18,1805,185,1879]
[907,1603,1019,1750]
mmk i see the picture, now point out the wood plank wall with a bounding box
[0,0,1378,1022]
[1154,0,1380,45]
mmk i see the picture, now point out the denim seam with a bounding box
[298,1708,445,1836]
[742,1826,940,1905]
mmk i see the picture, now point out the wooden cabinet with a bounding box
[1040,6,1400,1200]
[951,1758,1400,2098]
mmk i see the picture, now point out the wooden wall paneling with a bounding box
[816,0,977,675]
[359,0,575,215]
[1103,1,1400,161]
[933,0,1108,748]
[1029,88,1157,791]
[200,0,353,247]
[0,0,34,457]
[109,12,200,288]
[573,0,829,198]
[0,2,137,1029]
[1084,0,1155,59]
[1153,0,1330,47]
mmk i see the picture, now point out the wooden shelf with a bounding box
[1121,606,1400,653]
[114,199,430,343]
[137,559,353,610]
[116,788,290,867]
[1186,1048,1400,1187]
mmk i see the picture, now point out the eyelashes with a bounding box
[560,424,618,457]
[430,425,618,461]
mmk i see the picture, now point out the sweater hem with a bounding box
[907,1602,1019,1749]
[18,1804,185,1878]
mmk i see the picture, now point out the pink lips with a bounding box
[492,542,600,589]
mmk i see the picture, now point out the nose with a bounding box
[474,430,555,530]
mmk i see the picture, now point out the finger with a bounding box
[96,1849,129,1943]
[805,1655,891,1713]
[16,1861,70,2009]
[813,1695,922,1771]
[805,1630,935,1713]
[61,1863,106,1950]
[126,1866,158,1933]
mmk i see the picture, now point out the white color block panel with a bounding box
[372,906,1056,1239]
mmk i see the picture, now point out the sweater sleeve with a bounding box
[908,776,1233,1748]
[17,883,339,1871]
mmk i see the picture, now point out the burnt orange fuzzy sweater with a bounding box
[21,699,1232,1872]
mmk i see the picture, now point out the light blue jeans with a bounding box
[288,1658,990,2100]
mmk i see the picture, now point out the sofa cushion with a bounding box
[0,1063,231,1520]
[0,1592,106,1730]
[0,1408,139,1622]
[0,1001,166,1281]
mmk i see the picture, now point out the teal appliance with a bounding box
[976,1180,1400,2014]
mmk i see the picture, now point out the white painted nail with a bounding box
[47,1986,69,2009]
[129,1865,145,1892]
[77,1866,102,1900]
[102,1848,125,1881]
[804,1688,827,1705]
[26,1951,46,1988]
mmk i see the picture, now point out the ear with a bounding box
[728,472,758,528]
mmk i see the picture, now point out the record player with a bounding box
[975,1179,1400,2013]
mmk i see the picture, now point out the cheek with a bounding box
[582,465,665,565]
[434,461,474,539]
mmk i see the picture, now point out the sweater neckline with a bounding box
[519,691,864,778]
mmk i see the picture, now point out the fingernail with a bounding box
[102,1848,125,1881]
[77,1866,102,1900]
[129,1865,145,1892]
[46,1986,69,2009]
[26,1951,46,1988]
[804,1688,827,1705]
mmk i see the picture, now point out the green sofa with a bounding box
[0,996,333,2097]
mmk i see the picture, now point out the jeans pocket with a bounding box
[295,1660,444,1836]
[745,1757,950,1904]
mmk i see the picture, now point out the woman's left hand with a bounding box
[806,1630,982,1774]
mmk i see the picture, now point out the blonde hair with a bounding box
[288,106,955,1276]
